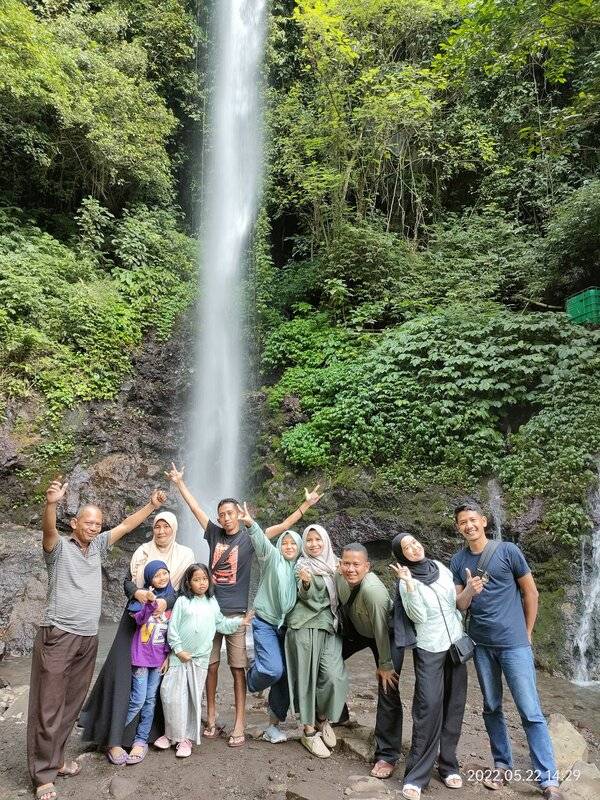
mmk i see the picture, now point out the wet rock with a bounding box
[282,395,307,426]
[0,428,20,474]
[560,761,600,800]
[548,713,587,771]
[0,526,48,655]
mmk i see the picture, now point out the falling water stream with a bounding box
[572,471,600,685]
[180,0,267,558]
[486,478,505,541]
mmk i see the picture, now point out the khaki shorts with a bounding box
[208,616,247,669]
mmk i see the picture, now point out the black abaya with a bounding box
[79,580,167,749]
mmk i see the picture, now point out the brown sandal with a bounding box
[57,761,81,778]
[203,722,222,739]
[482,768,508,790]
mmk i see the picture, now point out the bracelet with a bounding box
[298,507,304,518]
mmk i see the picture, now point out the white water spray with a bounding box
[486,478,504,541]
[181,0,267,556]
[572,473,600,685]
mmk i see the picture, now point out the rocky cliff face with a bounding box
[0,525,133,656]
[1,322,193,531]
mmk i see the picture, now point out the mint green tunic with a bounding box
[248,522,301,627]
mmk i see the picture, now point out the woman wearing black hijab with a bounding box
[391,533,467,800]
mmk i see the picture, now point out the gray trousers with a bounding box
[404,647,467,788]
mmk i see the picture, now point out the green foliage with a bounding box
[0,206,195,412]
[0,0,186,209]
[539,180,600,299]
[265,307,600,544]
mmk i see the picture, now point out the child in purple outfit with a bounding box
[125,559,174,764]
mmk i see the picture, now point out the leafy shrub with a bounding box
[265,306,600,544]
[540,180,600,300]
[0,206,195,412]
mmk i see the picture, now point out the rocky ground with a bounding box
[1,645,599,800]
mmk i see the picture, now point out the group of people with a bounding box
[26,465,564,800]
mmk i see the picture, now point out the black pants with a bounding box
[404,647,467,789]
[340,632,405,765]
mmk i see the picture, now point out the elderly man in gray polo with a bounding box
[27,477,167,800]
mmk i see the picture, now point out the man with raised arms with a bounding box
[166,463,322,747]
[28,478,166,800]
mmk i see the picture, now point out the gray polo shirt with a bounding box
[42,530,113,636]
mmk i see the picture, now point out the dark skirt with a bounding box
[79,606,165,749]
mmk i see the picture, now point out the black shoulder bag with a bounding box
[431,586,475,665]
[435,539,502,665]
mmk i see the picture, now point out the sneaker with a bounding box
[262,724,287,743]
[153,736,171,750]
[300,732,331,758]
[316,720,336,749]
[175,739,192,758]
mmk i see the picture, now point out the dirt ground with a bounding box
[1,647,599,800]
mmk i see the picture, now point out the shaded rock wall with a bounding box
[0,524,132,657]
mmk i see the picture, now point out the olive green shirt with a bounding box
[286,575,335,633]
[336,571,394,671]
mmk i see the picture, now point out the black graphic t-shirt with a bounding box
[204,521,254,614]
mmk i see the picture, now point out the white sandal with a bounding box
[444,774,463,789]
[316,719,336,748]
[402,785,421,800]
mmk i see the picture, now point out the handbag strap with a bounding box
[428,583,454,649]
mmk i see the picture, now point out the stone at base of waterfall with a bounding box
[286,779,344,800]
[560,761,600,800]
[0,685,29,721]
[109,775,137,799]
[338,726,376,761]
[547,713,587,772]
[344,775,393,797]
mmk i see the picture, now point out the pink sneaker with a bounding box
[175,739,192,758]
[153,736,171,750]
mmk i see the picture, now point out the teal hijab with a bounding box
[276,529,303,615]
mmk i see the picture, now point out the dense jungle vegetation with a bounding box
[1,0,600,544]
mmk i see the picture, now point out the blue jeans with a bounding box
[474,645,558,788]
[246,617,289,722]
[126,666,162,744]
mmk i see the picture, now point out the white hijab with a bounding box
[295,523,340,627]
[130,511,194,590]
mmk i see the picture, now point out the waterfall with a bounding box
[572,475,600,685]
[180,0,267,557]
[486,478,504,541]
